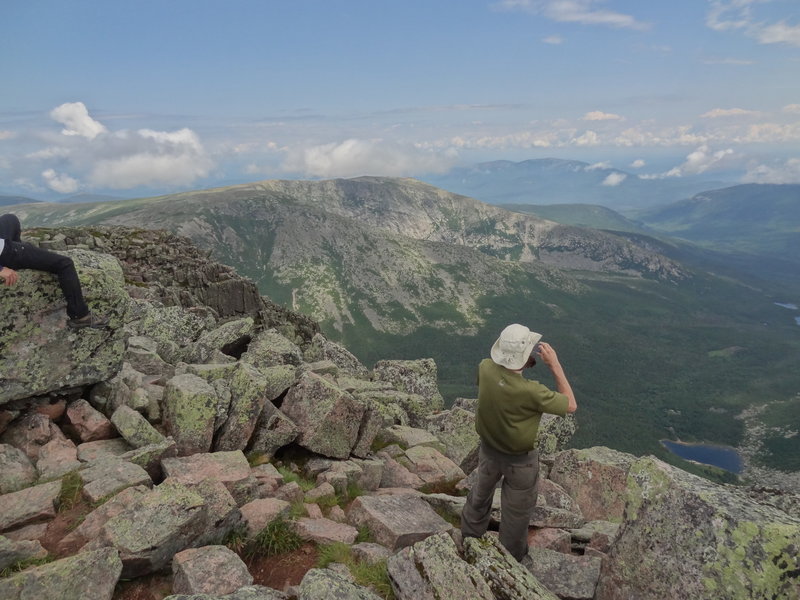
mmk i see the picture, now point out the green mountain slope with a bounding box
[14,177,800,475]
[501,203,647,232]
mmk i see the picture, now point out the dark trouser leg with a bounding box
[461,448,502,539]
[0,213,22,242]
[3,241,89,319]
[498,456,539,561]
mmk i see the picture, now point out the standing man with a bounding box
[461,323,577,562]
[0,213,108,329]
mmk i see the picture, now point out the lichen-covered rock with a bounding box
[111,405,166,448]
[297,568,382,600]
[281,372,367,459]
[347,494,452,550]
[0,535,47,571]
[536,412,577,457]
[163,374,219,456]
[350,405,383,459]
[396,445,465,488]
[595,456,800,600]
[548,446,635,522]
[162,450,255,506]
[387,532,493,600]
[127,303,213,361]
[214,364,295,452]
[241,328,303,369]
[0,547,122,600]
[373,359,444,417]
[36,436,81,479]
[0,443,38,493]
[0,249,129,405]
[304,333,369,377]
[187,317,256,364]
[425,408,480,473]
[376,425,443,451]
[164,586,289,599]
[172,545,253,596]
[246,402,298,458]
[88,362,147,416]
[93,480,208,578]
[464,535,559,600]
[239,498,291,538]
[378,454,425,489]
[119,437,178,481]
[356,390,429,428]
[0,479,61,533]
[293,518,359,545]
[526,546,602,600]
[78,458,152,503]
[77,438,132,462]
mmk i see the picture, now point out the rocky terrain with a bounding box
[0,226,798,600]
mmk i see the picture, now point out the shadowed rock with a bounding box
[526,547,602,600]
[0,444,37,494]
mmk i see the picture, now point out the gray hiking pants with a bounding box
[461,444,540,561]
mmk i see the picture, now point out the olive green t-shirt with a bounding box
[475,358,569,455]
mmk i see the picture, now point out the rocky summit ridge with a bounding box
[0,226,797,600]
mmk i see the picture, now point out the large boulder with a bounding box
[0,547,122,600]
[281,372,368,459]
[347,494,452,550]
[387,532,494,600]
[373,359,444,418]
[162,374,219,456]
[0,249,129,404]
[171,545,253,596]
[595,456,800,600]
[0,480,61,533]
[425,408,480,473]
[536,412,577,457]
[304,333,369,377]
[526,547,602,600]
[297,568,382,600]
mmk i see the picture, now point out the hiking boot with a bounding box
[67,312,109,330]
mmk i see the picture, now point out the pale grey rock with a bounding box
[376,425,443,450]
[305,482,336,502]
[274,481,304,504]
[239,498,291,538]
[293,518,358,545]
[595,456,800,600]
[215,364,295,452]
[125,345,175,378]
[304,333,369,377]
[94,480,208,578]
[64,399,114,442]
[387,532,493,600]
[351,542,391,564]
[549,446,636,522]
[425,407,480,473]
[281,372,367,459]
[179,479,243,549]
[397,445,465,488]
[247,402,298,458]
[530,505,586,529]
[350,404,383,459]
[77,437,132,462]
[89,362,147,416]
[0,547,122,600]
[537,477,583,515]
[0,444,37,494]
[0,535,47,571]
[464,535,559,600]
[111,404,166,448]
[297,568,382,600]
[0,250,129,405]
[0,480,60,533]
[241,328,303,369]
[57,485,150,554]
[327,505,346,522]
[377,454,424,489]
[162,451,255,506]
[351,458,384,492]
[373,359,444,421]
[526,547,601,600]
[187,317,256,364]
[347,494,452,550]
[78,458,152,503]
[305,503,324,519]
[172,545,253,595]
[303,360,339,376]
[119,436,178,481]
[163,374,219,456]
[536,412,577,457]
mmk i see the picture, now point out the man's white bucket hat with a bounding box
[490,324,542,370]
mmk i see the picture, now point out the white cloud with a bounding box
[630,159,646,168]
[742,157,800,183]
[50,102,108,139]
[583,111,623,121]
[573,130,600,146]
[701,107,761,118]
[783,104,800,114]
[281,139,457,178]
[42,168,79,194]
[0,130,15,141]
[706,1,800,47]
[585,161,611,170]
[497,0,649,30]
[542,34,564,44]
[602,172,627,186]
[657,145,736,178]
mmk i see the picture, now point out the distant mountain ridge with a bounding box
[423,158,729,212]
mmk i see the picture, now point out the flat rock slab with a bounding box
[95,481,208,578]
[77,437,132,462]
[0,479,61,533]
[111,405,166,448]
[387,532,494,600]
[464,535,559,600]
[79,458,152,503]
[293,517,358,545]
[297,568,382,600]
[0,547,122,600]
[398,445,465,487]
[347,494,451,550]
[526,547,601,600]
[377,425,443,450]
[239,498,291,538]
[162,450,251,493]
[172,544,253,595]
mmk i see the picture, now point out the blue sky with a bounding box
[1,0,799,198]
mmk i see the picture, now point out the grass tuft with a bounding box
[57,471,83,512]
[0,556,53,578]
[316,542,395,599]
[245,518,303,559]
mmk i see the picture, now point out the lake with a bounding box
[661,440,743,474]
